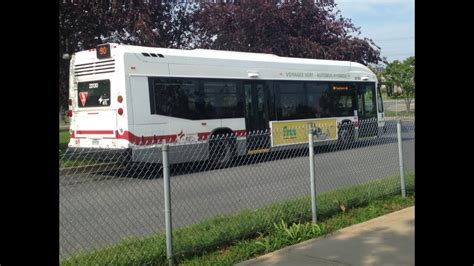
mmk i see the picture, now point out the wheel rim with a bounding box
[339,126,348,141]
[217,141,231,164]
[339,124,352,143]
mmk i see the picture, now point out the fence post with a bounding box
[162,142,173,266]
[397,120,406,198]
[308,125,318,223]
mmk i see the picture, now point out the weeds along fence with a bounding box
[59,117,415,265]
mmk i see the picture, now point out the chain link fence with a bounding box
[59,116,414,265]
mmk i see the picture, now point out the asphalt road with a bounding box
[384,99,415,112]
[60,120,414,258]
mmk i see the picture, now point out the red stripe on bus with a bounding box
[71,129,247,145]
[115,131,177,145]
[234,130,246,136]
[114,129,247,145]
[197,132,210,140]
[76,130,114,135]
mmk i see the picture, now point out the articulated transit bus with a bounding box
[67,43,384,164]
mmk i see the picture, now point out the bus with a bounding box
[67,43,384,164]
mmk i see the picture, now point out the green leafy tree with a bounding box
[59,0,194,111]
[191,0,381,65]
[368,64,386,96]
[59,0,382,111]
[383,56,415,111]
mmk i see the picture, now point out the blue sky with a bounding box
[334,0,414,63]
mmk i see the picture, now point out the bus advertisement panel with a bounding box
[270,118,338,147]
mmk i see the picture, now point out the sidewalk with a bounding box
[237,206,414,266]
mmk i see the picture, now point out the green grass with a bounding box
[59,130,120,168]
[59,130,70,153]
[59,130,101,168]
[60,172,414,266]
[181,195,414,265]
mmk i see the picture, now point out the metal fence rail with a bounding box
[59,116,415,264]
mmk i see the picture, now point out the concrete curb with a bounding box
[59,162,121,176]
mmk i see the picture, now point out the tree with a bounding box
[59,0,383,110]
[368,64,386,95]
[191,0,381,65]
[382,57,415,111]
[59,0,194,111]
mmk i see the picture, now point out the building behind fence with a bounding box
[59,117,414,265]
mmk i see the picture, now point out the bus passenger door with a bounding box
[357,83,378,138]
[244,81,270,153]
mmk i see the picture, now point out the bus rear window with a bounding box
[77,80,111,108]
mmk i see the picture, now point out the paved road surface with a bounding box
[384,99,415,112]
[60,120,414,257]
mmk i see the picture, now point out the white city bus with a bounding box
[67,43,384,164]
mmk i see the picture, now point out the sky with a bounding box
[334,0,414,64]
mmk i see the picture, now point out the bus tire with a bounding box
[209,135,236,168]
[338,122,354,147]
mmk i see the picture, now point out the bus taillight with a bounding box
[118,108,124,115]
[68,99,72,105]
[117,95,123,103]
[67,110,73,117]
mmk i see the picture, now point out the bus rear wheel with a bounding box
[209,135,236,168]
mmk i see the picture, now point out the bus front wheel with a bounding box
[338,122,354,147]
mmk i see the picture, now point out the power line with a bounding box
[373,36,414,42]
[383,53,414,56]
[336,0,414,4]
